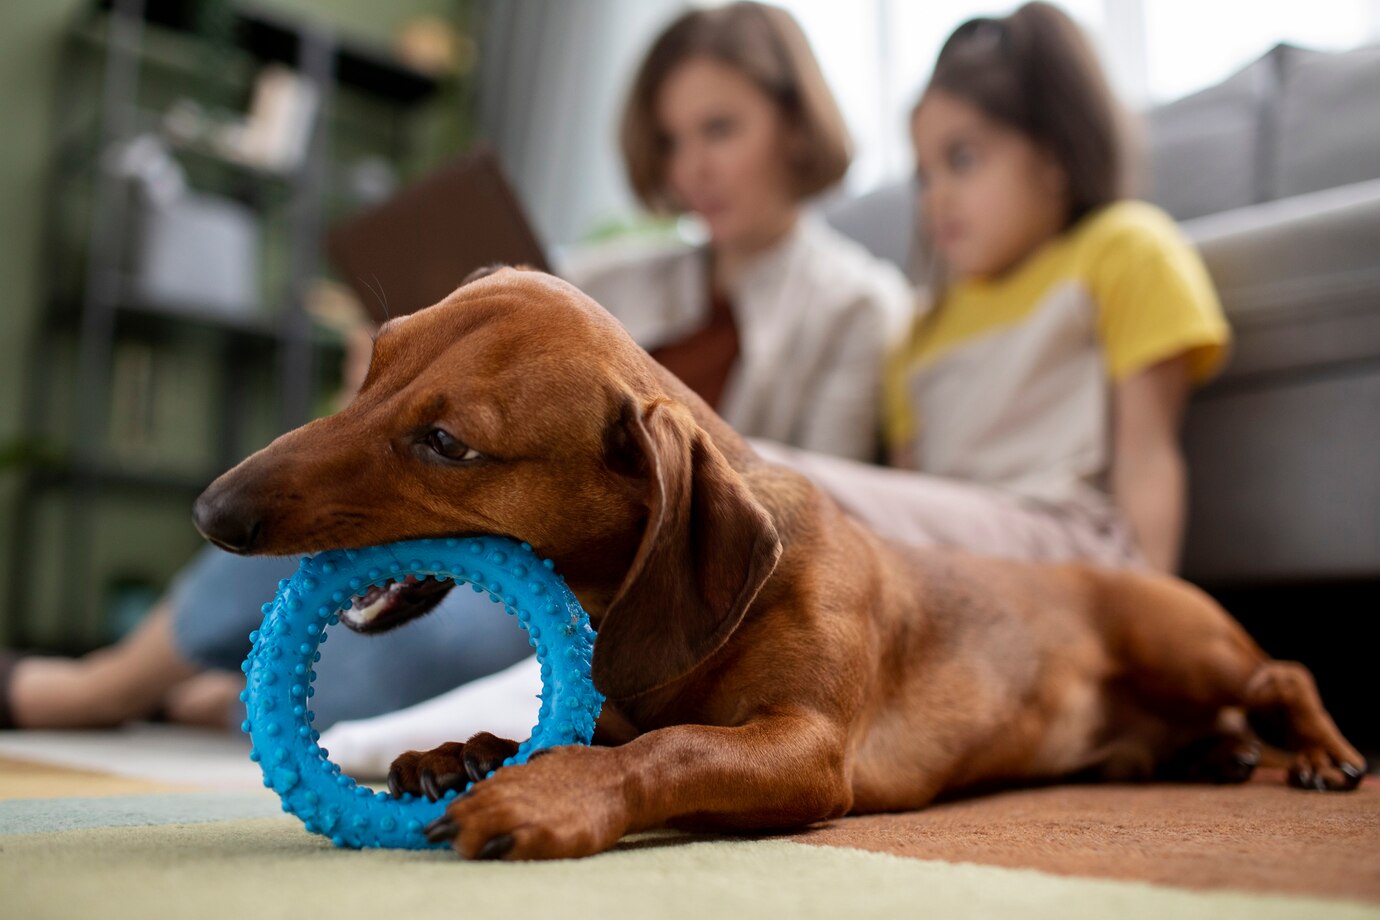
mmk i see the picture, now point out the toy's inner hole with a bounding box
[303,572,541,784]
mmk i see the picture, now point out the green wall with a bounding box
[0,0,464,648]
[0,1,86,646]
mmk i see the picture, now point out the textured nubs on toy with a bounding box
[238,536,603,850]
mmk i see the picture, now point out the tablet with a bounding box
[326,145,549,324]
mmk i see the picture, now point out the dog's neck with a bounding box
[545,535,643,629]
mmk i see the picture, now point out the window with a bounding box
[760,0,1379,193]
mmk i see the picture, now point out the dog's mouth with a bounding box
[338,575,455,634]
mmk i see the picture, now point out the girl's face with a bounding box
[911,89,1070,280]
[657,57,800,254]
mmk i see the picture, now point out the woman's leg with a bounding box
[6,562,544,733]
[160,669,247,729]
[157,547,546,733]
[5,602,200,728]
[1,546,307,730]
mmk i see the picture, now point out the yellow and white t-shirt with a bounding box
[884,200,1230,516]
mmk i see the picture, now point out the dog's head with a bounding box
[194,267,781,699]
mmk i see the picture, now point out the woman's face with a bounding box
[911,89,1069,279]
[656,57,800,253]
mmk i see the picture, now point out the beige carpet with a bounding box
[4,818,1378,920]
[2,743,1377,920]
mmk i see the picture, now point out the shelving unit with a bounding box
[7,0,449,651]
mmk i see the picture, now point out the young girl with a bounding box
[760,1,1230,575]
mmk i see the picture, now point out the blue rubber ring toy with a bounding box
[238,536,603,850]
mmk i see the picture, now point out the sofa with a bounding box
[822,41,1380,587]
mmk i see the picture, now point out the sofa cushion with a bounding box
[819,180,917,281]
[1273,42,1380,199]
[1143,48,1281,220]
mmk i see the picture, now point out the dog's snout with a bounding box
[194,482,263,554]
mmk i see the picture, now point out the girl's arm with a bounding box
[1111,354,1193,573]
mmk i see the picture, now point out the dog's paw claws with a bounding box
[417,768,466,801]
[460,732,522,783]
[425,815,458,844]
[1222,743,1261,783]
[1289,753,1366,792]
[474,833,515,860]
[464,751,497,784]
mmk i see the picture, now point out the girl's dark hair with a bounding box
[621,1,852,212]
[918,2,1134,226]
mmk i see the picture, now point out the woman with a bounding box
[568,0,911,461]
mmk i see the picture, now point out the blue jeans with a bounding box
[167,546,534,729]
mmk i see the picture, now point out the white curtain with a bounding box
[475,0,686,248]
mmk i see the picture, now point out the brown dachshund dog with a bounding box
[195,267,1366,861]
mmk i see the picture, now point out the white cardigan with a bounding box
[562,214,913,462]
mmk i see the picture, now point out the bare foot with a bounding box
[161,671,244,730]
[6,604,198,728]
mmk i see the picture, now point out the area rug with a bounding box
[1,731,1377,920]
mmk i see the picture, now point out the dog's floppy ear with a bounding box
[593,398,782,701]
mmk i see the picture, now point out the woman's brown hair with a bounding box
[916,2,1134,227]
[621,1,851,212]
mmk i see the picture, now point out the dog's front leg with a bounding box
[426,711,851,860]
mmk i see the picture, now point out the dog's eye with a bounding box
[424,428,481,462]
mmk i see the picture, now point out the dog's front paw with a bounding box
[387,732,520,801]
[423,745,626,860]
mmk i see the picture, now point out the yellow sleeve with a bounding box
[1088,203,1231,384]
[882,321,921,451]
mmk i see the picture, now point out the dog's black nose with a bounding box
[193,483,263,554]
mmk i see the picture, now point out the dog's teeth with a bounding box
[352,592,391,623]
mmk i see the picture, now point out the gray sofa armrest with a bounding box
[1183,177,1380,379]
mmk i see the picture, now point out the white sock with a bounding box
[317,654,543,779]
